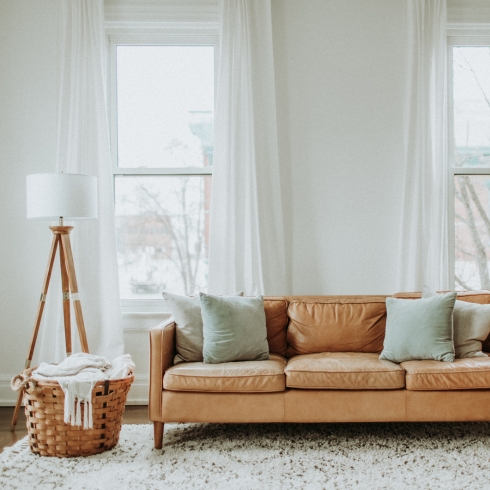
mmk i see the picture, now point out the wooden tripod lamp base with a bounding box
[12,172,98,430]
[11,225,90,430]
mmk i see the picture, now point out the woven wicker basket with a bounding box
[18,368,134,457]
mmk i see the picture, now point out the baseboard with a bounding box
[0,374,149,406]
[0,375,16,406]
[126,374,149,405]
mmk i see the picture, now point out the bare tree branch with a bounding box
[455,213,468,225]
[460,51,490,110]
[118,136,209,295]
[455,245,476,259]
[464,176,490,239]
[457,176,490,289]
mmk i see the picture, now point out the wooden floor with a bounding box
[0,405,150,453]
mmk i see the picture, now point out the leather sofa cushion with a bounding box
[263,298,289,357]
[402,357,490,390]
[163,353,286,393]
[285,352,405,389]
[287,297,387,356]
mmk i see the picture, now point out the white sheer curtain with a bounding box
[208,0,290,296]
[397,0,449,291]
[35,0,124,363]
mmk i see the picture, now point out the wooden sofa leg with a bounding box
[154,422,164,449]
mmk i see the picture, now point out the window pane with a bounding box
[115,175,212,298]
[455,175,490,290]
[116,45,214,168]
[453,47,490,168]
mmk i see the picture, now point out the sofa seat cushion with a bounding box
[163,354,286,393]
[401,357,490,390]
[285,352,405,389]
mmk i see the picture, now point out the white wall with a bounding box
[447,0,490,23]
[272,0,408,295]
[0,0,61,402]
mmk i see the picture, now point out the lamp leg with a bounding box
[11,234,59,430]
[60,233,89,353]
[10,389,24,431]
[59,242,72,356]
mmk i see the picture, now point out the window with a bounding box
[109,37,217,310]
[449,37,490,290]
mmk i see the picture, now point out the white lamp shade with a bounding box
[26,173,97,220]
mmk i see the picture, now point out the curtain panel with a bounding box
[208,0,290,296]
[36,0,124,363]
[397,0,449,291]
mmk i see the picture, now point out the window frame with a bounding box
[448,33,490,289]
[108,34,219,313]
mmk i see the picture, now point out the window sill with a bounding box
[121,312,171,333]
[121,299,168,314]
[121,304,171,332]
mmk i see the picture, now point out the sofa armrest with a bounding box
[149,319,176,422]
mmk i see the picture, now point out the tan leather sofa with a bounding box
[149,292,490,448]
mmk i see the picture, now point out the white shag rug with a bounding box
[2,422,490,489]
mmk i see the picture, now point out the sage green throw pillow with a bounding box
[200,293,270,364]
[379,292,457,363]
[163,291,243,364]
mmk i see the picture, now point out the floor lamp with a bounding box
[11,173,97,430]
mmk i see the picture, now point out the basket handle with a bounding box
[11,374,41,395]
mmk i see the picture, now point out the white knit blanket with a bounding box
[33,353,135,429]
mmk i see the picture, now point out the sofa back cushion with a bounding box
[286,296,388,357]
[263,298,289,357]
